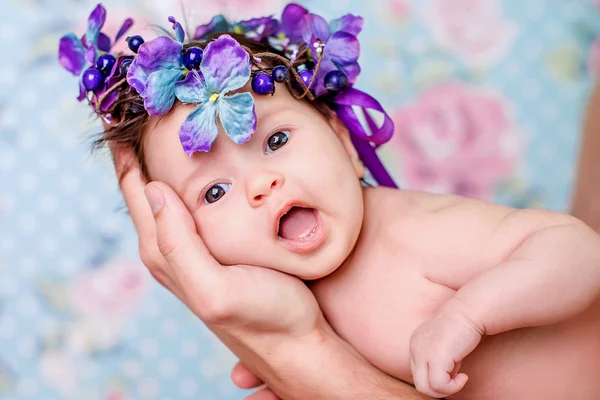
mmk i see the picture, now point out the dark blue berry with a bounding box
[272,66,289,83]
[252,72,275,95]
[324,70,348,93]
[182,47,204,70]
[82,68,104,92]
[119,59,133,76]
[297,69,315,91]
[96,54,117,75]
[126,35,144,53]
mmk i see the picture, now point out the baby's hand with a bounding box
[410,303,483,398]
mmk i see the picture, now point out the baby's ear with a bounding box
[329,116,365,179]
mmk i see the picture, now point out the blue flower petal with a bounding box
[58,33,87,76]
[85,4,106,47]
[218,92,256,145]
[179,102,219,155]
[201,35,250,95]
[193,15,230,40]
[143,69,183,116]
[168,16,185,43]
[175,72,208,104]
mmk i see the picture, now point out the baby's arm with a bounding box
[431,202,600,335]
[397,192,600,397]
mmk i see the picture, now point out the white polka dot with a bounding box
[41,68,61,86]
[19,131,38,150]
[0,149,16,171]
[159,358,179,378]
[524,2,544,20]
[17,295,40,318]
[1,109,17,130]
[1,196,15,212]
[138,379,159,399]
[541,102,558,122]
[0,25,16,41]
[41,110,60,131]
[180,379,198,397]
[0,275,19,297]
[161,318,179,337]
[39,152,58,171]
[83,196,100,213]
[0,67,17,86]
[36,316,59,336]
[40,193,59,212]
[61,174,80,192]
[18,336,36,358]
[141,299,161,318]
[41,237,57,256]
[20,88,38,108]
[0,316,18,339]
[505,61,522,78]
[120,360,142,378]
[21,257,36,278]
[140,338,159,357]
[0,236,14,252]
[61,216,79,234]
[16,378,38,398]
[58,257,78,275]
[20,214,36,232]
[20,173,39,191]
[181,339,198,358]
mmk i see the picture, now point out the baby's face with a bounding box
[144,86,364,279]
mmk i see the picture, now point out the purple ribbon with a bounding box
[332,88,397,188]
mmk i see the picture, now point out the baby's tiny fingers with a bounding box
[429,364,468,397]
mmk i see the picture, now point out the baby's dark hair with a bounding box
[96,33,335,181]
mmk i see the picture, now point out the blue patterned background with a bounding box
[0,0,598,399]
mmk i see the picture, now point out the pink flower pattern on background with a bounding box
[588,37,600,74]
[392,82,521,199]
[70,259,149,318]
[423,0,517,67]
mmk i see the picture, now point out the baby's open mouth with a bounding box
[278,206,319,240]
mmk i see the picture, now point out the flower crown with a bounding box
[58,3,397,187]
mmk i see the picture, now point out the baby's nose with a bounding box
[247,172,284,206]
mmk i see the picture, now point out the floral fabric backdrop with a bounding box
[0,0,598,399]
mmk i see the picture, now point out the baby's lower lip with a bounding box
[277,209,326,254]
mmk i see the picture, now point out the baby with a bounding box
[60,4,600,399]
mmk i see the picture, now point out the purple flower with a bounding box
[174,35,256,155]
[193,15,230,40]
[126,17,187,116]
[235,16,279,40]
[280,4,363,96]
[58,4,133,100]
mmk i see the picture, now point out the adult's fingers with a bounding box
[231,361,264,389]
[243,387,280,400]
[146,181,227,318]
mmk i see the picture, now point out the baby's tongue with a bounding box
[279,207,317,240]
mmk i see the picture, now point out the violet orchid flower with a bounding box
[174,35,256,155]
[126,16,186,116]
[58,4,132,100]
[280,3,363,96]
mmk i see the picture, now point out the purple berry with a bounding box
[252,72,275,95]
[96,54,117,75]
[297,69,315,91]
[272,66,289,83]
[183,47,203,70]
[324,70,348,93]
[119,59,133,76]
[126,35,144,53]
[82,68,104,92]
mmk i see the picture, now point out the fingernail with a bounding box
[144,185,164,216]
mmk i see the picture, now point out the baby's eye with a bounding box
[265,131,290,154]
[204,183,231,204]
